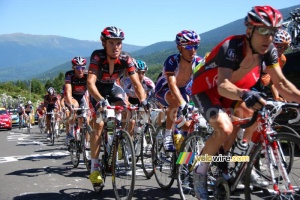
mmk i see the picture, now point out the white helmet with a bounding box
[27,100,32,104]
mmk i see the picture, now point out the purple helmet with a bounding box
[176,30,200,46]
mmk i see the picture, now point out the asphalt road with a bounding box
[1,126,298,200]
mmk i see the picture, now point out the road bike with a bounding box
[152,105,209,193]
[126,105,157,179]
[94,101,136,200]
[283,8,300,51]
[38,114,46,134]
[46,111,60,145]
[198,100,300,199]
[68,106,91,170]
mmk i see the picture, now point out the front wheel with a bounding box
[152,125,176,190]
[244,133,300,200]
[112,130,136,200]
[141,123,156,179]
[177,131,206,200]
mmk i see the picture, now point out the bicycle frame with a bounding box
[227,101,300,193]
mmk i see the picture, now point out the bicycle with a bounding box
[46,111,60,145]
[126,105,157,179]
[38,114,46,134]
[196,100,300,199]
[94,101,136,200]
[24,113,31,134]
[152,105,209,192]
[68,106,92,170]
[283,8,300,50]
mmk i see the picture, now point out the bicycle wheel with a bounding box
[82,126,91,172]
[177,131,206,200]
[112,130,136,200]
[70,140,80,168]
[51,122,55,145]
[141,123,156,179]
[152,125,176,190]
[244,133,300,200]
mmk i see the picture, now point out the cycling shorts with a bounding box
[155,85,189,107]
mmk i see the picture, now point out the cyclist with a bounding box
[64,56,90,148]
[191,6,300,199]
[17,103,25,129]
[122,59,155,136]
[258,29,292,101]
[154,30,202,151]
[87,26,148,187]
[36,102,45,128]
[43,87,60,140]
[24,100,34,128]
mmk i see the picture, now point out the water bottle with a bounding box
[237,128,245,141]
[233,139,248,156]
[174,129,185,151]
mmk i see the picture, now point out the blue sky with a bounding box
[0,0,299,46]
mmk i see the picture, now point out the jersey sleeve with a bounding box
[164,55,177,74]
[124,53,136,75]
[88,50,100,75]
[265,43,280,68]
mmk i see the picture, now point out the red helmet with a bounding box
[244,6,283,28]
[71,56,86,66]
[101,26,125,40]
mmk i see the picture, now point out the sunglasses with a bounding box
[256,27,277,36]
[275,44,288,50]
[137,71,146,75]
[182,45,199,50]
[75,66,86,71]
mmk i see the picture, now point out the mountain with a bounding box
[1,4,299,82]
[0,33,144,81]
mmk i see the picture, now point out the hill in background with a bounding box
[0,4,299,82]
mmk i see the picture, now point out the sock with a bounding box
[195,162,209,175]
[165,129,172,137]
[91,159,100,173]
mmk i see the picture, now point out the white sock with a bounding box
[195,162,209,175]
[91,159,100,173]
[165,129,172,137]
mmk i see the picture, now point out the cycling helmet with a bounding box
[244,6,283,28]
[273,29,291,44]
[27,100,32,104]
[135,60,148,71]
[47,87,56,95]
[101,26,125,40]
[176,30,200,46]
[71,56,86,66]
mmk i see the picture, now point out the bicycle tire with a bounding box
[112,129,136,200]
[244,133,300,200]
[152,125,176,190]
[70,139,80,168]
[51,122,55,145]
[82,126,91,173]
[177,131,206,200]
[141,123,156,179]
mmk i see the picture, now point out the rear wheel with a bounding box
[112,130,135,200]
[70,140,80,168]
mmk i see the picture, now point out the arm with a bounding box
[129,73,146,102]
[267,66,300,103]
[65,83,73,106]
[217,67,245,100]
[87,73,104,101]
[166,73,186,104]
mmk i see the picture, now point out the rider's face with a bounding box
[104,39,122,58]
[250,27,276,54]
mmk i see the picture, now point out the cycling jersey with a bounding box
[192,35,279,120]
[192,35,279,95]
[65,70,88,97]
[123,76,155,98]
[88,49,135,104]
[154,54,202,106]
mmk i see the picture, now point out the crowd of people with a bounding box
[17,4,300,199]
